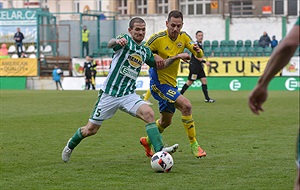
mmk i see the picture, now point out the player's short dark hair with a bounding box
[129,17,145,29]
[196,31,203,35]
[167,10,183,22]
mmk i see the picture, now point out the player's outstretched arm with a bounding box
[176,52,191,63]
[108,38,128,48]
[154,53,191,70]
[160,53,190,69]
[248,24,299,115]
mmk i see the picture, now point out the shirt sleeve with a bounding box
[184,34,203,58]
[144,47,156,68]
[113,33,128,51]
[145,33,158,54]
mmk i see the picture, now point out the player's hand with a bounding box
[248,85,268,115]
[116,38,128,46]
[177,53,191,63]
[192,43,201,53]
[205,61,210,66]
[154,55,165,70]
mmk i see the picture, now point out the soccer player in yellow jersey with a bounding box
[140,10,207,158]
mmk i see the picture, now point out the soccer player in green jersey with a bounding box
[249,17,300,190]
[62,17,190,162]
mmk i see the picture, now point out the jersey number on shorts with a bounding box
[167,89,176,97]
[95,109,101,117]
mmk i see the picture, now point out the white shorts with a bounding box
[89,91,147,125]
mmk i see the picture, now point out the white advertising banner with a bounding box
[62,77,150,91]
[72,57,150,77]
[281,56,300,76]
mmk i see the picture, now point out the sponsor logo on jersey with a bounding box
[176,42,183,48]
[127,53,143,68]
[120,66,138,80]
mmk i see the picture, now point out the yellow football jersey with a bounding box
[146,30,203,87]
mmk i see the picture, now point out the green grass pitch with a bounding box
[1,90,299,190]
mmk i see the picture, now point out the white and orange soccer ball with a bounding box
[150,151,174,172]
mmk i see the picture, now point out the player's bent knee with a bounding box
[185,103,192,111]
[182,99,192,110]
[187,80,194,86]
[142,110,155,123]
[201,78,207,84]
[137,105,155,122]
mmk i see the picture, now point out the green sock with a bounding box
[146,122,164,152]
[68,128,84,149]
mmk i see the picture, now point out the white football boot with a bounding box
[62,139,73,162]
[162,144,179,154]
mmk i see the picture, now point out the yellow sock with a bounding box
[156,119,165,133]
[144,88,151,101]
[182,115,197,144]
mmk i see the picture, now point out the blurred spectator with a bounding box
[259,31,271,48]
[20,52,28,58]
[14,28,25,57]
[271,35,278,50]
[82,25,90,57]
[0,43,8,56]
[52,64,63,90]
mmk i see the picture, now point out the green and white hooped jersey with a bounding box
[101,34,156,97]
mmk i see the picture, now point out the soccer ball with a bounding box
[56,68,62,74]
[150,151,174,172]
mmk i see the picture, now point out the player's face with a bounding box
[196,32,203,42]
[166,17,183,40]
[128,22,146,44]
